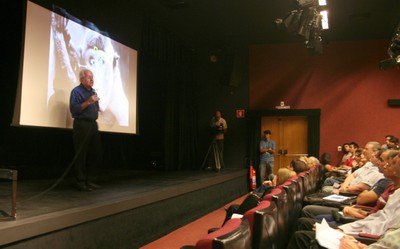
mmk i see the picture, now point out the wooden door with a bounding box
[261,116,308,175]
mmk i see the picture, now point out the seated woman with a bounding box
[222,168,296,225]
[299,156,317,170]
[253,167,297,196]
[341,142,352,164]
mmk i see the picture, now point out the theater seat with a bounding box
[263,187,289,236]
[298,172,310,198]
[193,218,252,249]
[264,186,293,248]
[243,200,278,249]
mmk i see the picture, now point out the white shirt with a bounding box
[339,188,400,235]
[351,162,384,187]
[210,117,227,140]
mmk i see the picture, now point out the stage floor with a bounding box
[1,168,247,219]
[0,168,248,248]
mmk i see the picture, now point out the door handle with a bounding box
[283,149,288,155]
[278,149,283,155]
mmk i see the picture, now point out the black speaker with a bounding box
[218,48,243,88]
[388,99,400,107]
[219,50,236,87]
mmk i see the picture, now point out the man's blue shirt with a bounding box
[260,139,275,162]
[69,84,99,121]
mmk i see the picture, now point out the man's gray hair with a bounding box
[367,141,381,152]
[78,69,88,80]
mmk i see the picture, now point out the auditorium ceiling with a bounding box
[30,0,400,48]
[134,0,400,47]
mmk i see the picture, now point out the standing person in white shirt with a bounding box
[209,111,228,169]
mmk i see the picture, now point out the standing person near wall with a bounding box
[208,111,228,170]
[259,130,276,181]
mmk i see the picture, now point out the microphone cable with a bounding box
[24,121,96,201]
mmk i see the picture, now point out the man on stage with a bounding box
[69,69,102,191]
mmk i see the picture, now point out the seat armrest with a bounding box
[353,233,380,245]
[339,191,359,197]
[353,205,373,211]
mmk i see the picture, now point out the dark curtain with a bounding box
[141,20,198,170]
[307,115,320,158]
[247,113,262,185]
[247,112,261,169]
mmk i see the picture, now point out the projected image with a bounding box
[16,1,137,134]
[48,11,129,127]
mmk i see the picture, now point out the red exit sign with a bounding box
[236,109,245,118]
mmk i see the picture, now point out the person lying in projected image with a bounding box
[48,11,129,128]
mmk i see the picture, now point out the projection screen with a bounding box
[13,1,137,134]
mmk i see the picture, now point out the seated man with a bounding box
[356,149,392,206]
[322,142,384,194]
[286,149,400,249]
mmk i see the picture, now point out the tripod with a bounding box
[200,139,224,171]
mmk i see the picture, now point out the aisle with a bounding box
[140,194,248,249]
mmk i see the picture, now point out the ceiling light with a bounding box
[379,22,400,70]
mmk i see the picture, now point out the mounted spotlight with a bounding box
[274,0,326,54]
[297,0,317,8]
[276,9,304,33]
[297,7,317,38]
[379,22,400,70]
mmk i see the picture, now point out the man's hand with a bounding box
[343,206,367,218]
[339,236,366,249]
[88,95,100,104]
[262,180,273,187]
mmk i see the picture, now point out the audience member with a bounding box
[381,135,394,150]
[342,142,360,168]
[356,149,392,205]
[341,143,352,163]
[289,159,309,174]
[308,156,320,167]
[387,136,399,150]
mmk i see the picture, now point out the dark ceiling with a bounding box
[28,0,400,50]
[135,0,400,48]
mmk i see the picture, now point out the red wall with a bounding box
[249,40,400,164]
